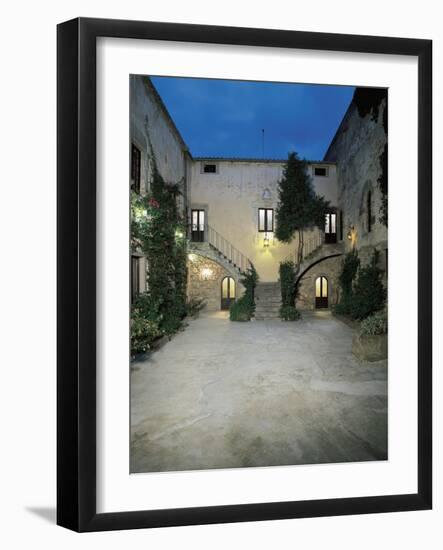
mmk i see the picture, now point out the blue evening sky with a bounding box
[151,76,355,161]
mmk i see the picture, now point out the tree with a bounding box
[275,152,330,274]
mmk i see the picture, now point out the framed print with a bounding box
[57,18,432,531]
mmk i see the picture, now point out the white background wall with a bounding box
[0,1,441,548]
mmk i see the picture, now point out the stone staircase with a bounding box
[189,224,253,276]
[254,282,281,321]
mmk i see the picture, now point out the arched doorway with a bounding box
[221,276,235,310]
[315,276,328,309]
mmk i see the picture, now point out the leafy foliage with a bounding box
[130,293,163,354]
[360,309,388,336]
[275,152,329,243]
[278,260,301,320]
[279,305,301,321]
[186,297,207,318]
[229,265,258,322]
[353,87,387,123]
[130,157,188,355]
[334,250,360,316]
[229,298,254,322]
[350,251,387,320]
[279,260,296,306]
[275,152,329,274]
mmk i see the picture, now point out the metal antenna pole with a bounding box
[262,128,265,158]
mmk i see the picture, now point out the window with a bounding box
[191,209,205,242]
[339,210,343,241]
[131,256,140,303]
[313,166,329,177]
[324,212,337,243]
[131,144,141,193]
[258,208,274,232]
[202,163,217,174]
[367,190,372,233]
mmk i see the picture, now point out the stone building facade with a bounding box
[324,97,388,270]
[130,75,388,313]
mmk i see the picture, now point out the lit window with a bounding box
[258,208,274,232]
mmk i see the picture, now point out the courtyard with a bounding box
[130,311,387,473]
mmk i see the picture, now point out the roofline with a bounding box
[194,157,335,165]
[323,96,357,161]
[141,76,191,154]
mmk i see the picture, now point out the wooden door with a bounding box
[315,276,328,309]
[191,209,205,242]
[324,212,337,244]
[221,277,236,310]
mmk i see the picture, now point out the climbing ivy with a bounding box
[334,249,360,316]
[130,158,188,354]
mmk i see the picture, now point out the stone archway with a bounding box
[187,253,244,311]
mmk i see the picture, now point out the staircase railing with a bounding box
[303,229,324,259]
[189,223,253,273]
[284,228,325,266]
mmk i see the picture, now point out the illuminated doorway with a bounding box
[315,276,328,309]
[221,276,235,310]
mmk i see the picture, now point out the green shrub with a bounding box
[229,298,253,321]
[186,297,206,318]
[333,292,354,316]
[335,249,360,315]
[350,251,387,320]
[360,310,388,336]
[241,265,258,306]
[279,260,301,320]
[130,311,162,355]
[130,293,164,355]
[279,260,296,306]
[279,305,301,321]
[229,265,258,322]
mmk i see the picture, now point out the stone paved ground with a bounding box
[130,310,387,473]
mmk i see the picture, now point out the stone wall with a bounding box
[324,98,388,268]
[296,256,342,310]
[187,254,244,311]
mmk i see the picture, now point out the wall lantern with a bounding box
[263,234,270,248]
[200,267,213,280]
[175,229,184,239]
[347,225,354,241]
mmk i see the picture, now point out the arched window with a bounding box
[367,190,372,233]
[221,277,236,310]
[315,276,328,309]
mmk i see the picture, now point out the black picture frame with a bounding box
[57,17,432,532]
